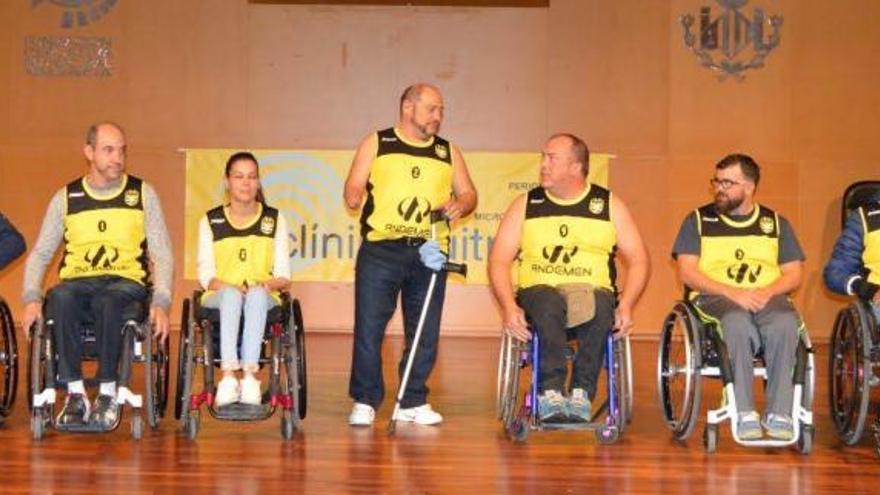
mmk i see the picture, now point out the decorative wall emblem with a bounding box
[31,0,119,29]
[680,0,783,81]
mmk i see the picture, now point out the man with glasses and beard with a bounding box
[343,83,477,426]
[671,153,805,441]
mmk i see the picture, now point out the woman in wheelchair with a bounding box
[196,152,290,408]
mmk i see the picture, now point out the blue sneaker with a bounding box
[737,411,763,440]
[567,388,592,423]
[762,413,794,440]
[537,390,566,422]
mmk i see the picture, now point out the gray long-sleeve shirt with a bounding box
[22,176,174,310]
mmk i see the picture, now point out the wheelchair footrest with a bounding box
[211,402,273,421]
[539,419,603,431]
[54,422,118,434]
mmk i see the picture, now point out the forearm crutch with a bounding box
[388,211,467,434]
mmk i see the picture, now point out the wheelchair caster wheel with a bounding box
[281,410,295,440]
[798,425,813,455]
[131,415,143,440]
[703,425,718,453]
[31,409,45,441]
[509,418,528,443]
[185,411,200,440]
[596,425,620,445]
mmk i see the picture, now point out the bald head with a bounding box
[546,133,590,177]
[399,83,441,114]
[86,122,126,147]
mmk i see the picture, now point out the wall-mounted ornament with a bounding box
[680,0,782,81]
[31,0,118,29]
[24,36,112,77]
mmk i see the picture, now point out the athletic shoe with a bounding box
[56,393,89,426]
[396,404,443,425]
[239,375,262,406]
[762,413,795,441]
[737,411,763,440]
[90,394,119,429]
[538,390,566,423]
[215,375,240,407]
[349,402,375,426]
[567,388,592,423]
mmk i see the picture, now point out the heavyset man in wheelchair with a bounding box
[21,122,173,435]
[671,153,806,442]
[489,133,649,427]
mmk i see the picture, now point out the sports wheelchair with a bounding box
[828,180,880,451]
[0,296,18,422]
[28,294,170,440]
[658,299,814,453]
[496,326,633,444]
[175,290,307,440]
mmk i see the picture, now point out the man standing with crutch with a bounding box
[344,83,477,427]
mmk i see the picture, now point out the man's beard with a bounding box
[714,193,743,215]
[415,120,439,138]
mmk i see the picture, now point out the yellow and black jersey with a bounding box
[858,203,880,285]
[695,203,782,290]
[59,174,148,285]
[518,185,617,290]
[202,203,281,303]
[360,127,454,251]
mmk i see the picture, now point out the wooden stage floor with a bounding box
[0,333,878,494]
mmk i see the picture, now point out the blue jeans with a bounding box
[45,276,147,384]
[203,286,277,372]
[349,240,448,409]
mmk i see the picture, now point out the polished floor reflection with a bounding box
[0,333,878,493]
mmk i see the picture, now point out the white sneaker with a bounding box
[239,375,262,405]
[396,404,443,425]
[349,402,375,426]
[215,375,240,407]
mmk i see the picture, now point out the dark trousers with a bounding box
[517,285,615,399]
[349,240,448,409]
[45,276,147,384]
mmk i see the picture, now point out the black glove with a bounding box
[852,277,880,302]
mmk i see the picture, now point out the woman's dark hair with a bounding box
[225,151,265,204]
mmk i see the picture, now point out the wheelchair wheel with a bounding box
[657,302,702,440]
[293,299,307,420]
[186,409,200,440]
[144,325,169,429]
[498,334,524,432]
[496,332,516,421]
[703,424,718,453]
[595,424,620,445]
[0,298,18,418]
[280,410,295,440]
[27,321,52,416]
[828,303,872,445]
[612,336,632,430]
[798,424,814,455]
[175,299,195,424]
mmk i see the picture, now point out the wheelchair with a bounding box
[828,180,880,449]
[496,325,633,444]
[27,293,170,440]
[657,299,814,453]
[174,290,307,441]
[0,296,18,422]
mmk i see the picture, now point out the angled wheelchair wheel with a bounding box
[144,323,170,429]
[498,333,524,431]
[27,321,52,416]
[175,299,195,424]
[612,336,632,431]
[496,332,514,420]
[828,303,871,445]
[657,302,703,441]
[291,298,307,420]
[0,298,18,418]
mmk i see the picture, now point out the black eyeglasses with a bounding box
[709,178,743,190]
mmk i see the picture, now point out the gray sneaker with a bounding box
[567,388,592,423]
[762,413,794,441]
[90,394,119,430]
[737,411,763,440]
[537,390,566,422]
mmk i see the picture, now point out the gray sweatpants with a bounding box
[695,294,801,416]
